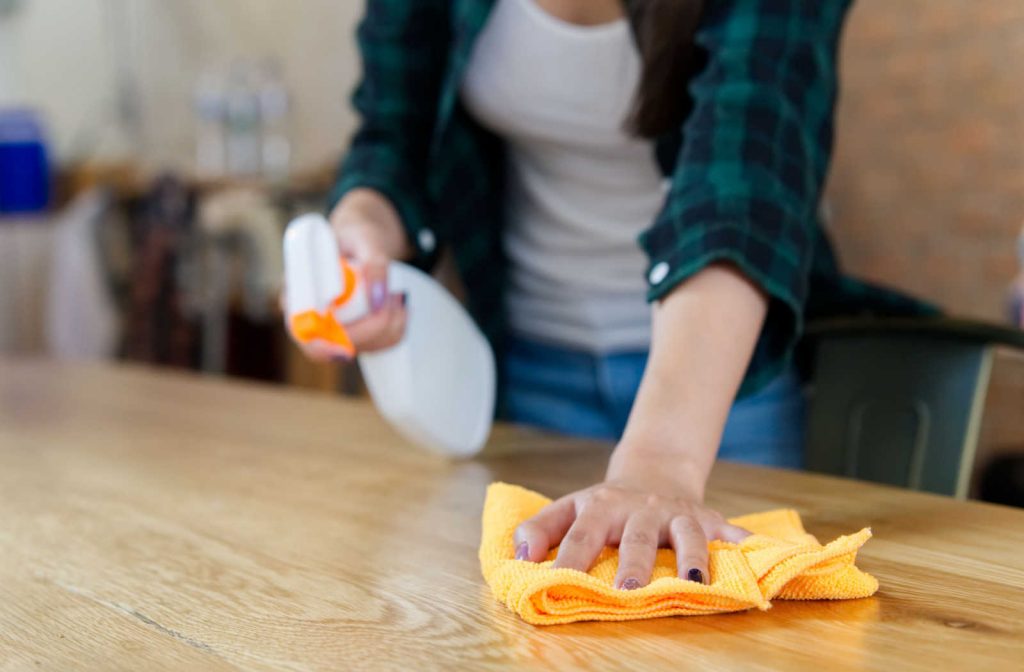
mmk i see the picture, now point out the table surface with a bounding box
[2,359,1023,672]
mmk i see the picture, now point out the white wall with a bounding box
[0,0,364,173]
[0,0,116,157]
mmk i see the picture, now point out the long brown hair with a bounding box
[626,0,705,138]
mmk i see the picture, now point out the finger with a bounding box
[698,511,751,544]
[614,513,661,590]
[345,296,399,349]
[715,523,752,544]
[359,256,389,313]
[301,340,351,363]
[298,343,332,363]
[670,515,710,585]
[347,294,406,352]
[379,293,408,346]
[335,223,389,310]
[335,227,390,315]
[514,496,576,563]
[552,507,611,573]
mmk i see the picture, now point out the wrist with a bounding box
[606,443,710,502]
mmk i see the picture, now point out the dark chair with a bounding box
[804,317,1024,498]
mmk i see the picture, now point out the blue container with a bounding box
[0,108,51,214]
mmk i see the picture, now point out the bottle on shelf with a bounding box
[257,61,291,184]
[193,68,227,179]
[224,62,262,178]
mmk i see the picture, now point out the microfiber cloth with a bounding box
[479,482,878,625]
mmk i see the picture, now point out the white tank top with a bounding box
[460,0,668,353]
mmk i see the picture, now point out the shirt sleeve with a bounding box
[639,0,852,394]
[327,0,451,269]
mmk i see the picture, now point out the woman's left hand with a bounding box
[512,450,749,590]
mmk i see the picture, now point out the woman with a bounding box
[310,0,929,591]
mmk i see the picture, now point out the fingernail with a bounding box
[687,568,704,584]
[621,578,642,591]
[515,542,529,561]
[399,292,408,307]
[371,281,387,312]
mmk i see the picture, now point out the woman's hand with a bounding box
[513,449,749,589]
[292,188,415,363]
[513,264,769,588]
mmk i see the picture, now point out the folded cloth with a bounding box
[479,482,878,625]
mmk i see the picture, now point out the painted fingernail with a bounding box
[515,542,529,561]
[399,292,408,307]
[687,568,704,584]
[621,578,642,591]
[371,281,387,312]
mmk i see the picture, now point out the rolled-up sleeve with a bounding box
[328,0,451,269]
[640,0,852,394]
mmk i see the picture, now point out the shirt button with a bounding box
[418,228,436,253]
[648,261,670,285]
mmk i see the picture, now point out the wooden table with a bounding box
[2,360,1022,671]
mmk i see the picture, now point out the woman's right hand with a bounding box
[293,188,415,363]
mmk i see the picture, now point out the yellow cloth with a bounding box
[480,482,878,625]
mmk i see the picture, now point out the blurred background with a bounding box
[0,0,364,389]
[0,1,1022,496]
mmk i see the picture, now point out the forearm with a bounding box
[608,263,768,499]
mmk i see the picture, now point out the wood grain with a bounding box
[1,359,1022,671]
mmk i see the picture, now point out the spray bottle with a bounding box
[283,213,495,456]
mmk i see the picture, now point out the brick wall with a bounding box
[825,0,1024,322]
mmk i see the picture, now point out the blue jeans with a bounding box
[502,335,805,468]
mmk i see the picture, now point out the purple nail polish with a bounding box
[371,281,387,312]
[621,578,642,591]
[687,568,704,584]
[515,542,529,561]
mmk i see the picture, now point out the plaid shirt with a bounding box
[329,0,936,397]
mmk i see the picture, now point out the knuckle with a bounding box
[575,497,600,515]
[670,515,703,536]
[622,529,655,547]
[566,527,590,545]
[644,493,666,509]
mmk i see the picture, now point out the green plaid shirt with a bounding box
[330,0,936,397]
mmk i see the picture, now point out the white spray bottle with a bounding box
[283,213,495,457]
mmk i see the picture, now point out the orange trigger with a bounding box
[289,310,356,358]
